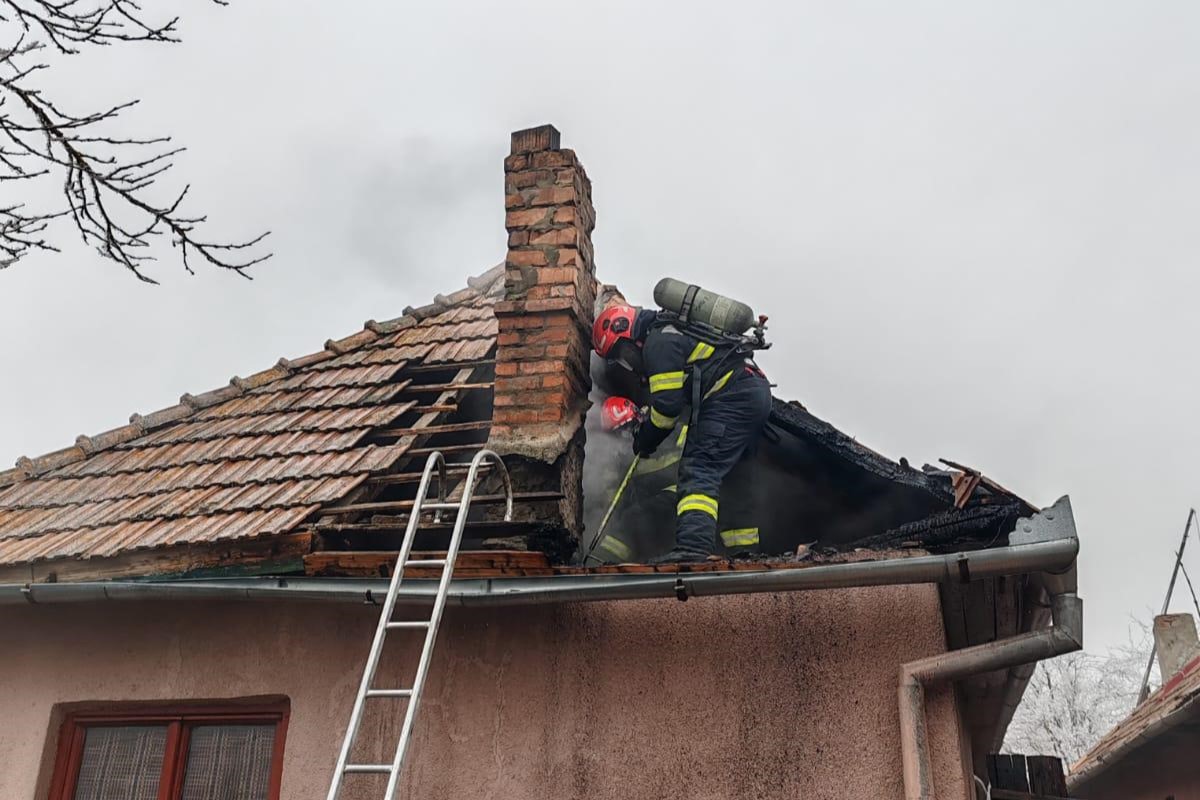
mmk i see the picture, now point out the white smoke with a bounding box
[581,356,639,541]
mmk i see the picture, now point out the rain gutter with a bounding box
[0,498,1078,608]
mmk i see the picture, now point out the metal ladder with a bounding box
[326,448,513,800]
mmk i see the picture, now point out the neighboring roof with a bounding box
[1069,652,1200,791]
[0,265,505,580]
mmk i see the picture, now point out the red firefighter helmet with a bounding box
[592,304,638,358]
[600,396,640,432]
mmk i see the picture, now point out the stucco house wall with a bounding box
[2,584,971,800]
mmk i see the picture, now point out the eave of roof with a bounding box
[0,500,1078,606]
[1069,651,1200,791]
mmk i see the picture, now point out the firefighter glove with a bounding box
[633,422,659,457]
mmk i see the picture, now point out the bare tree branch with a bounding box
[0,2,270,283]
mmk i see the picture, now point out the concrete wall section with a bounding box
[1,585,971,800]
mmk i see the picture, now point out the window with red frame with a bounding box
[49,703,288,800]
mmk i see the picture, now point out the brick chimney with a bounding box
[489,124,596,548]
[1154,613,1200,680]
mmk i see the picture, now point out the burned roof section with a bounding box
[673,397,1038,558]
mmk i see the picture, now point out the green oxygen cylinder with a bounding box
[652,278,756,334]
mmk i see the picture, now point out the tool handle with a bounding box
[583,454,641,562]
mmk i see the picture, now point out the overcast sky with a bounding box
[3,1,1198,649]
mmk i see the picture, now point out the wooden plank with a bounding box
[994,573,1021,640]
[405,359,495,374]
[320,491,562,516]
[987,754,1029,792]
[0,533,313,584]
[406,443,484,458]
[965,576,998,644]
[312,519,536,535]
[374,420,491,437]
[304,550,550,578]
[986,754,1003,788]
[400,381,493,393]
[1025,756,1066,797]
[365,464,491,486]
[408,403,459,414]
[938,582,970,651]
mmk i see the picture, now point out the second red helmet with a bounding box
[600,396,640,432]
[592,304,637,358]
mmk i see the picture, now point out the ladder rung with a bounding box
[365,689,414,698]
[404,559,447,568]
[344,764,394,774]
[386,621,430,630]
[422,502,461,510]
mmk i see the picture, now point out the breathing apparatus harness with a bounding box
[650,283,772,427]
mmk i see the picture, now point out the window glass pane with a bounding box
[73,725,166,800]
[180,724,276,800]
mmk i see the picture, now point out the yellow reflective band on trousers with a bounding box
[702,370,735,400]
[721,528,759,547]
[640,451,680,474]
[598,536,632,561]
[677,493,718,518]
[676,424,689,448]
[649,371,685,393]
[687,342,715,363]
[650,407,677,430]
[640,447,681,473]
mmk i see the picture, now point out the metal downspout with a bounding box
[898,592,1084,800]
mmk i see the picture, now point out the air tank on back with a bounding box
[652,278,756,335]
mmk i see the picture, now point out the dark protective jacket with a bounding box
[631,309,762,456]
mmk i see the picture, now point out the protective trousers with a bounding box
[674,372,772,554]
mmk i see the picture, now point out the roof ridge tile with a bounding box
[181,382,243,411]
[467,262,505,290]
[234,363,292,391]
[286,350,336,370]
[324,328,379,355]
[402,301,446,321]
[17,447,91,479]
[130,403,194,432]
[0,468,30,488]
[365,316,417,335]
[75,423,143,455]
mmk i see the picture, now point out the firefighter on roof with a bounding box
[592,286,772,563]
[594,395,767,563]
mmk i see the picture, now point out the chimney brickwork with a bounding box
[489,125,596,550]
